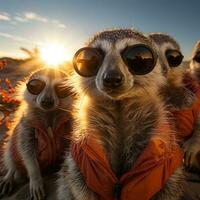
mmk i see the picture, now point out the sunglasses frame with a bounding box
[193,51,200,63]
[73,44,158,77]
[122,44,158,75]
[73,47,104,77]
[26,79,46,95]
[165,49,184,68]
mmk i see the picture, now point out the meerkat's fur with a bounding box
[57,29,184,200]
[0,68,73,200]
[190,40,200,83]
[149,32,195,110]
[149,33,200,173]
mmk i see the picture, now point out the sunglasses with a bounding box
[26,79,70,98]
[165,50,184,67]
[193,51,200,63]
[73,44,157,77]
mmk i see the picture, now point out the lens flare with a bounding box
[40,43,72,67]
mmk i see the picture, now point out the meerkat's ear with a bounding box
[193,40,200,54]
[192,40,200,57]
[195,40,200,48]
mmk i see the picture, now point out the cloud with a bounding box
[13,11,66,29]
[14,16,27,23]
[0,32,30,43]
[57,23,66,29]
[0,11,67,29]
[24,12,48,23]
[52,20,66,29]
[0,12,10,21]
[0,32,44,47]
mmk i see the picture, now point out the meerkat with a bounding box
[190,40,200,83]
[148,33,195,110]
[57,29,184,200]
[0,68,73,200]
[149,33,200,172]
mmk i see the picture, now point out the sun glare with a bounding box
[40,43,72,67]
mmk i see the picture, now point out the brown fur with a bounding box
[150,33,200,174]
[0,68,73,200]
[190,40,200,83]
[57,29,184,200]
[149,32,195,110]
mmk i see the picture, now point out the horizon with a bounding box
[0,0,200,60]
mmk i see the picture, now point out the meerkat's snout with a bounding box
[102,69,124,89]
[40,93,55,110]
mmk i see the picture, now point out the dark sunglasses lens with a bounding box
[55,84,73,98]
[194,52,200,63]
[166,50,183,67]
[73,48,102,77]
[124,46,155,75]
[27,79,45,95]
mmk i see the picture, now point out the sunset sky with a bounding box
[0,0,200,59]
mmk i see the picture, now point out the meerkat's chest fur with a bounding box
[76,97,160,178]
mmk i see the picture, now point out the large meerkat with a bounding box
[149,33,200,171]
[190,40,200,83]
[57,29,183,200]
[0,68,73,200]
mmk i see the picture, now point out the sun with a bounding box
[40,43,72,67]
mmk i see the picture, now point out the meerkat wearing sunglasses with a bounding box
[190,40,200,83]
[0,68,73,200]
[149,33,200,172]
[57,29,184,200]
[149,33,195,109]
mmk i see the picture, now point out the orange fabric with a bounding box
[71,123,183,200]
[11,114,72,175]
[172,74,200,142]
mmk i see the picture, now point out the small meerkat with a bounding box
[0,68,73,200]
[190,40,200,83]
[57,29,184,200]
[149,33,200,172]
[149,32,195,110]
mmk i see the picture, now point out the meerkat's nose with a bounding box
[41,97,54,110]
[103,70,124,89]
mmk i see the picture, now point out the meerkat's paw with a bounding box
[29,178,45,200]
[182,136,200,172]
[0,174,14,195]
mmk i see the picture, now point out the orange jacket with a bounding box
[172,74,200,142]
[11,113,72,175]
[71,122,183,200]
